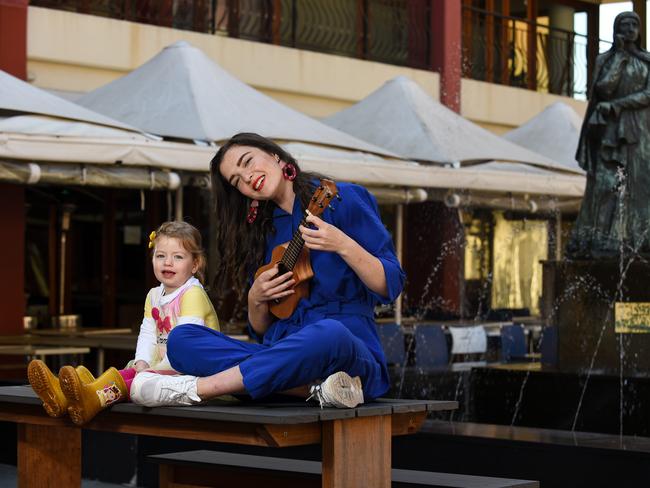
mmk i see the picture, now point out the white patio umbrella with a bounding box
[76,41,393,157]
[503,102,583,173]
[323,75,581,175]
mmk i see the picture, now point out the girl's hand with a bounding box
[133,360,150,373]
[249,265,295,306]
[299,214,351,254]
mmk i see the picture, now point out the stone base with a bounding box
[542,259,650,374]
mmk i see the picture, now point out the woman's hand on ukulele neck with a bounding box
[299,215,352,255]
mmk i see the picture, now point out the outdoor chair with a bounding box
[377,323,405,366]
[500,324,528,362]
[540,326,558,366]
[449,325,487,363]
[413,325,449,370]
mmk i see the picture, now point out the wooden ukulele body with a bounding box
[253,179,338,319]
[255,243,314,319]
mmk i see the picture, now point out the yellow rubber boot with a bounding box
[59,366,127,426]
[76,365,95,383]
[27,360,96,418]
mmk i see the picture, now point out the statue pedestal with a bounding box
[542,260,650,374]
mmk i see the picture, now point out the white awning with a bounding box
[0,116,585,200]
[0,115,214,171]
[284,143,585,198]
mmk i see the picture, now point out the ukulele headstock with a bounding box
[307,179,339,217]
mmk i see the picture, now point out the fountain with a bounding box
[544,11,650,376]
[390,13,650,442]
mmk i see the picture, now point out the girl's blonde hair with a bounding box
[150,221,207,284]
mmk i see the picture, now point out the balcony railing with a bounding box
[30,0,213,32]
[32,0,433,69]
[462,5,605,98]
[223,0,432,69]
[31,1,604,98]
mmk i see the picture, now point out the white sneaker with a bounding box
[307,371,364,408]
[130,372,201,407]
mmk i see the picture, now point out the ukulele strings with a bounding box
[280,214,309,271]
[280,183,334,271]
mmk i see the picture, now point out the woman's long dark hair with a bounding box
[210,133,323,299]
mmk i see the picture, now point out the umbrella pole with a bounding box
[58,205,73,316]
[395,203,404,326]
[175,185,184,222]
[555,211,562,261]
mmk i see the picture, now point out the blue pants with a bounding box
[167,320,388,400]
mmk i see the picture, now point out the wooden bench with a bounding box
[149,449,539,488]
[0,386,457,487]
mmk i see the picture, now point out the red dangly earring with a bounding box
[247,200,259,224]
[282,163,297,181]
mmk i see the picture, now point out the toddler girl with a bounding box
[28,220,219,424]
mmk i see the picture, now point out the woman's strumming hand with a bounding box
[299,214,351,254]
[249,265,295,306]
[300,214,389,298]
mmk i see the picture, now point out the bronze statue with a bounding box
[567,12,650,258]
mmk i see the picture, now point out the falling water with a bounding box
[394,186,650,434]
[510,274,609,426]
[570,166,649,436]
[396,232,465,406]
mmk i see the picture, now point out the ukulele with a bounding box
[255,179,339,319]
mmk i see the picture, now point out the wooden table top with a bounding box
[0,331,251,350]
[0,345,90,355]
[0,385,457,425]
[5,386,458,488]
[30,327,133,336]
[0,333,137,350]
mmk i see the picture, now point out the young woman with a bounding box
[130,133,405,408]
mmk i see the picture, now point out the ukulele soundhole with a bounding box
[277,262,289,276]
[274,262,290,304]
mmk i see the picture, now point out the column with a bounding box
[0,0,27,79]
[0,185,25,335]
[0,1,27,338]
[431,0,462,113]
[633,0,646,50]
[548,4,575,95]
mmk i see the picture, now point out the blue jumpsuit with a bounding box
[167,183,405,400]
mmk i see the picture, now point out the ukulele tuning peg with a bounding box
[328,204,335,211]
[319,203,324,208]
[312,196,317,202]
[336,194,342,201]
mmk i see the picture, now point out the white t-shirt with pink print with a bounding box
[133,276,219,370]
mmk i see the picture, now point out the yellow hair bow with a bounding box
[148,231,156,249]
